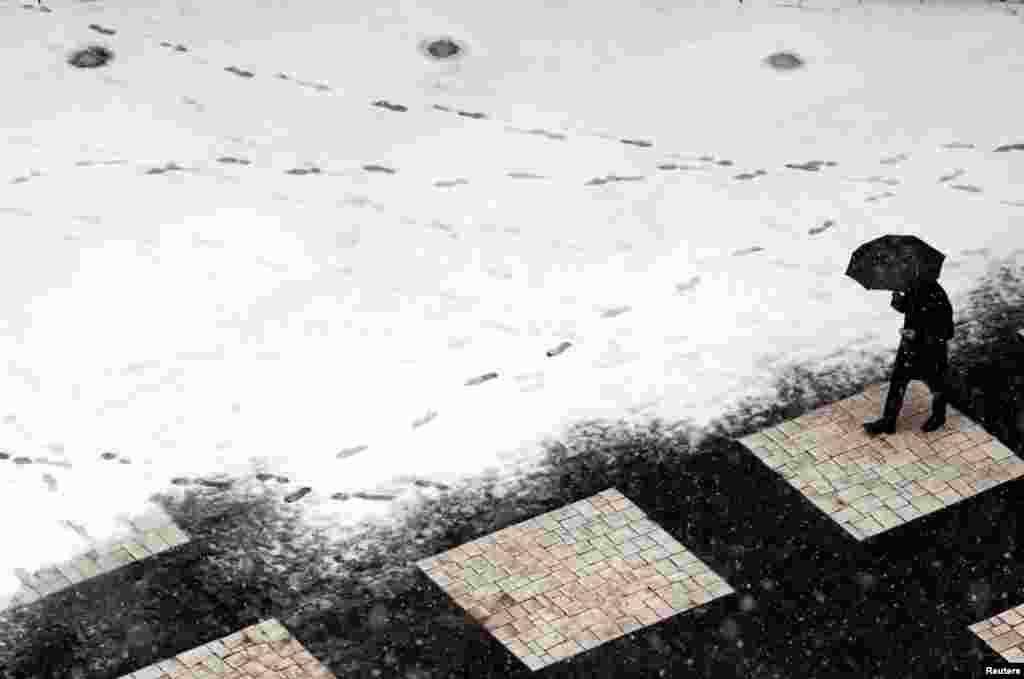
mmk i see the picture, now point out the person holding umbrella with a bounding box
[846,235,955,435]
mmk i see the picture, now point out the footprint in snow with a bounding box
[337,445,369,460]
[412,411,438,429]
[865,191,896,203]
[808,220,834,235]
[507,127,567,141]
[197,478,233,490]
[284,487,312,503]
[950,184,983,193]
[285,167,322,175]
[937,169,964,183]
[960,248,991,256]
[1001,200,1024,208]
[994,143,1024,153]
[733,246,764,256]
[362,164,396,174]
[0,452,9,460]
[465,372,499,386]
[372,100,408,112]
[224,66,255,78]
[585,175,645,186]
[734,170,767,181]
[159,42,189,52]
[506,172,545,180]
[879,153,909,165]
[940,142,975,150]
[854,176,901,186]
[546,341,572,357]
[13,456,32,465]
[295,79,331,92]
[620,138,654,148]
[216,156,251,166]
[601,306,632,319]
[675,275,701,294]
[456,110,487,120]
[145,162,187,175]
[75,159,126,167]
[433,178,469,188]
[42,474,58,492]
[784,160,835,172]
[88,24,116,35]
[412,479,451,491]
[353,492,397,501]
[657,163,705,171]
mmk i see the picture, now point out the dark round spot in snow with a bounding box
[0,452,9,460]
[13,456,32,465]
[423,38,463,60]
[68,45,114,69]
[764,51,804,71]
[275,475,290,483]
[101,452,117,460]
[170,477,192,485]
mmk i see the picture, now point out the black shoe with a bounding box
[921,413,946,433]
[863,418,897,436]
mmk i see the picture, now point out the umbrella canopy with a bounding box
[845,235,945,291]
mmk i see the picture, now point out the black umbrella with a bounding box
[845,234,945,291]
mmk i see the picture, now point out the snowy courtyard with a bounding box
[2,0,1024,676]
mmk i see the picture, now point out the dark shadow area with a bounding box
[1,262,1022,678]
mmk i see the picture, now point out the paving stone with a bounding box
[416,489,729,668]
[740,389,1022,541]
[114,619,310,676]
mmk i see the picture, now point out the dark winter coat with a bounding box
[890,280,954,380]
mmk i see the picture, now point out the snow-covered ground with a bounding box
[1,0,1023,582]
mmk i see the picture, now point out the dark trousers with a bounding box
[880,338,949,421]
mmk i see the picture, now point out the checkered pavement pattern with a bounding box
[416,489,734,671]
[0,504,190,612]
[740,381,1024,540]
[118,619,335,679]
[970,603,1024,662]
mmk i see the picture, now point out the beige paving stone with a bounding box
[741,387,1024,541]
[417,489,731,669]
[117,619,331,678]
[970,605,1024,662]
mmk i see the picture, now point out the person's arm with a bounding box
[891,291,908,313]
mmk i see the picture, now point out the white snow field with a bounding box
[1,0,1023,585]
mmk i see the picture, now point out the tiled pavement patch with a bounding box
[970,603,1024,662]
[0,503,190,612]
[118,618,335,678]
[740,380,1024,540]
[416,488,734,671]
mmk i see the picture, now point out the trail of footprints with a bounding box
[9,0,1024,506]
[13,0,1024,204]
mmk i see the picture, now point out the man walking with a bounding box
[864,278,955,435]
